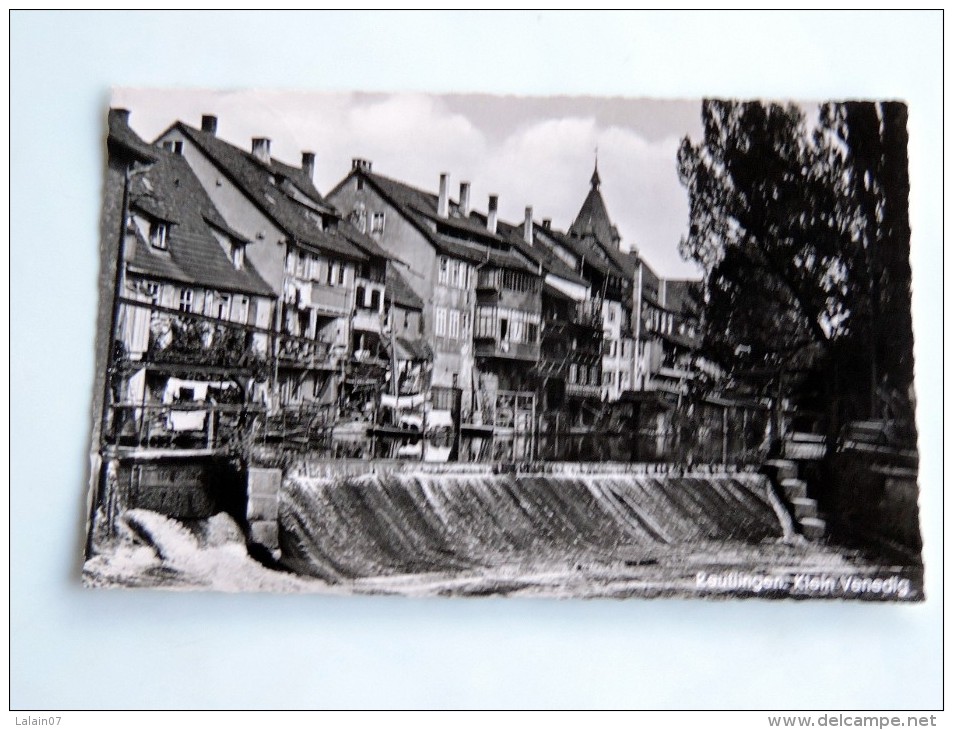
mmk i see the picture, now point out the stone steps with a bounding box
[764,458,798,482]
[799,516,827,541]
[780,477,808,501]
[762,461,827,542]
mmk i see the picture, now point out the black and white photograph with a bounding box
[81,89,924,601]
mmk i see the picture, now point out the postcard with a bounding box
[83,90,923,600]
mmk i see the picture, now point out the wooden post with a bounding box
[207,407,216,449]
[721,405,728,463]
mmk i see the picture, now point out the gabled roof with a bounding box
[386,266,424,310]
[494,219,589,287]
[434,234,535,272]
[107,109,159,164]
[537,225,628,280]
[169,122,368,263]
[335,168,532,272]
[660,278,698,316]
[126,146,274,298]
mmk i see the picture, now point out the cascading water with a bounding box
[279,468,785,582]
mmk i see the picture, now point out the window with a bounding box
[451,261,461,288]
[355,286,366,308]
[232,243,245,270]
[449,310,460,339]
[144,282,160,306]
[295,251,306,278]
[150,222,168,250]
[338,263,346,286]
[286,250,296,274]
[371,212,385,234]
[328,262,339,286]
[161,140,183,155]
[216,294,231,320]
[438,257,449,285]
[237,296,250,324]
[179,289,193,312]
[525,322,538,344]
[356,178,364,191]
[435,307,446,336]
[608,306,616,323]
[370,289,381,312]
[144,282,161,322]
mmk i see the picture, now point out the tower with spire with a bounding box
[568,157,623,252]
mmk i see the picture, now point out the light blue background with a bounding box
[10,10,943,709]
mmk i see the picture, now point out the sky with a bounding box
[111,89,704,279]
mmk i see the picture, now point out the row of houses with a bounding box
[101,108,702,463]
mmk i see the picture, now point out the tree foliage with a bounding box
[678,100,914,431]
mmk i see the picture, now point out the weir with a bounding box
[276,462,787,581]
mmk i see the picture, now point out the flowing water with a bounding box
[85,465,918,599]
[279,469,790,586]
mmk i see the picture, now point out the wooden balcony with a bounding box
[276,336,334,369]
[352,308,384,333]
[473,337,540,362]
[104,401,265,452]
[564,382,602,399]
[656,365,695,380]
[309,283,350,317]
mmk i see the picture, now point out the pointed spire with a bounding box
[591,148,601,189]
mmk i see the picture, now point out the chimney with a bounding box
[523,206,534,245]
[437,173,449,218]
[487,195,499,234]
[542,218,552,230]
[251,137,271,165]
[301,151,315,181]
[201,115,218,135]
[459,181,471,217]
[112,108,130,125]
[351,158,372,172]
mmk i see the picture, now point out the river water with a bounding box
[84,467,923,600]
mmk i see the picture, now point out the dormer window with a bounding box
[371,212,385,234]
[232,242,245,270]
[150,222,168,250]
[216,293,232,320]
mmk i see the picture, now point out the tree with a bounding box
[678,100,914,437]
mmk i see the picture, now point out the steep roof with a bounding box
[126,146,274,298]
[566,162,641,280]
[386,266,424,311]
[494,219,590,287]
[107,108,159,164]
[170,122,369,262]
[569,162,619,249]
[660,278,698,316]
[537,225,628,280]
[341,169,532,272]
